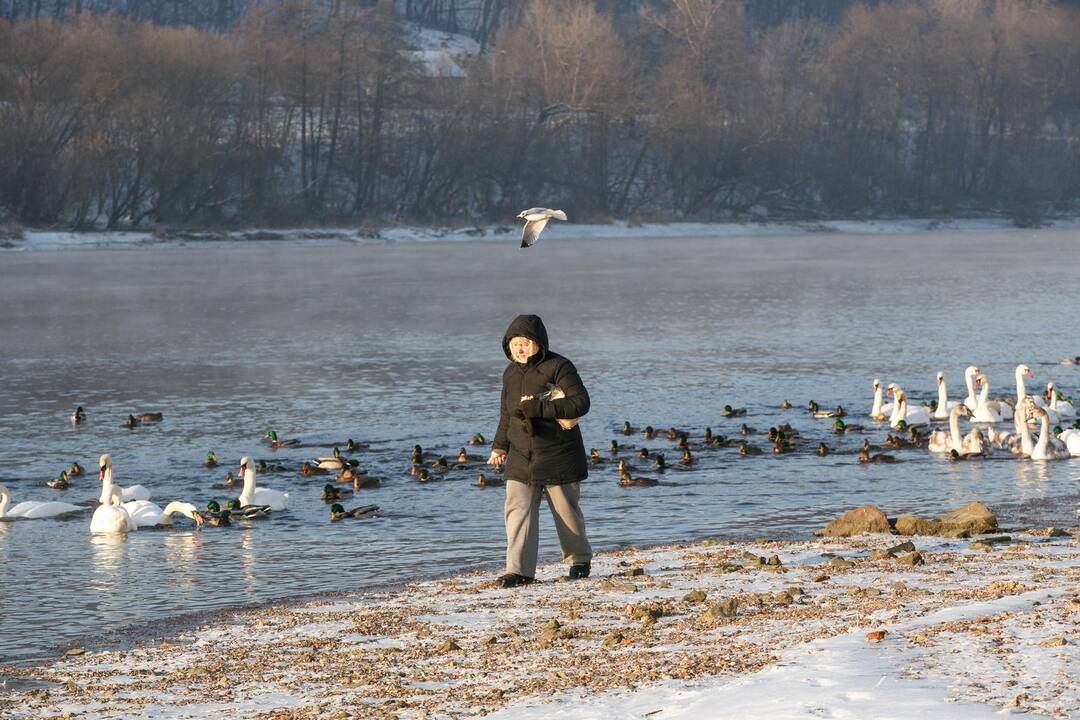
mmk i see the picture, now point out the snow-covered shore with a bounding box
[7,216,1080,252]
[3,526,1076,720]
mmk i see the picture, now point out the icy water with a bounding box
[2,230,1080,664]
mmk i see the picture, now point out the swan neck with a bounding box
[938,382,948,406]
[872,387,882,414]
[949,411,961,445]
[243,469,256,496]
[0,490,8,517]
[100,468,115,504]
[1016,369,1027,401]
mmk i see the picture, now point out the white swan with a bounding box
[91,492,135,533]
[97,454,151,504]
[971,373,1002,423]
[1031,408,1068,461]
[1046,383,1076,420]
[869,379,892,420]
[0,485,85,519]
[238,457,288,511]
[928,404,973,453]
[961,365,980,411]
[888,387,930,428]
[932,372,959,420]
[123,500,205,529]
[1058,428,1080,456]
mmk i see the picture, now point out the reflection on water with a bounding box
[2,231,1080,663]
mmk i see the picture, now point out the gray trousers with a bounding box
[504,480,592,578]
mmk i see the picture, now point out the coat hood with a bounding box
[502,314,549,362]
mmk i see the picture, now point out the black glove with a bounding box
[513,408,534,436]
[519,397,544,418]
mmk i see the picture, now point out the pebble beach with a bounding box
[3,505,1077,720]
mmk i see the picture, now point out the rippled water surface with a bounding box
[2,231,1080,663]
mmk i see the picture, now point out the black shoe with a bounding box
[496,573,534,588]
[567,562,591,580]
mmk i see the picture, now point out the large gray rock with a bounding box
[936,502,997,535]
[823,505,892,537]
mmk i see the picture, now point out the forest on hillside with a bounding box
[2,0,1079,229]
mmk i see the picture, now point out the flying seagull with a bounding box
[517,208,567,248]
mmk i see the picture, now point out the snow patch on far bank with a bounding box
[8,217,1080,253]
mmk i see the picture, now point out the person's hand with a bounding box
[487,450,506,467]
[519,397,543,418]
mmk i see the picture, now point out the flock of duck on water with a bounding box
[600,363,1080,486]
[2,362,1077,529]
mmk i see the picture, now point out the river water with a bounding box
[1,230,1079,664]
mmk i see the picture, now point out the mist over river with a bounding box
[2,229,1079,663]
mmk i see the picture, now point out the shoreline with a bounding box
[3,526,1076,719]
[6,216,1080,252]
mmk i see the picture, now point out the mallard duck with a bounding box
[71,406,86,424]
[780,400,793,409]
[224,471,235,487]
[857,449,897,464]
[300,462,328,477]
[641,426,656,440]
[722,405,746,417]
[68,461,83,477]
[467,434,487,446]
[330,503,380,521]
[816,443,829,456]
[675,434,689,450]
[703,427,713,443]
[416,468,431,483]
[203,451,218,468]
[621,421,635,436]
[225,498,272,518]
[739,424,755,436]
[353,473,380,490]
[616,458,636,474]
[430,457,450,473]
[653,454,667,471]
[457,448,482,464]
[618,469,659,487]
[257,460,288,473]
[138,412,163,422]
[833,419,862,434]
[476,473,505,488]
[738,442,762,456]
[638,448,650,459]
[680,449,694,465]
[202,501,231,526]
[834,405,846,418]
[321,483,352,502]
[263,430,301,449]
[124,414,138,428]
[589,449,606,465]
[665,427,683,441]
[314,447,353,471]
[47,470,70,489]
[609,440,622,454]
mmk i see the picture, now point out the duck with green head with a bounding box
[264,430,301,449]
[468,434,486,446]
[641,426,655,440]
[816,443,829,456]
[589,448,605,465]
[609,440,620,454]
[621,421,634,436]
[68,461,83,477]
[330,503,380,521]
[780,400,793,409]
[46,470,69,490]
[322,483,352,502]
[203,451,218,468]
[722,405,746,417]
[416,468,431,483]
[124,414,138,428]
[857,449,897,464]
[203,501,231,527]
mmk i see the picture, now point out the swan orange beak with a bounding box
[98,468,105,482]
[1025,369,1033,378]
[192,511,205,527]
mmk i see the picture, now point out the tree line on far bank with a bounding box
[2,0,1079,231]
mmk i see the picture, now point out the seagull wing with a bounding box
[520,217,550,248]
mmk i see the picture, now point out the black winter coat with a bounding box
[492,315,590,486]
